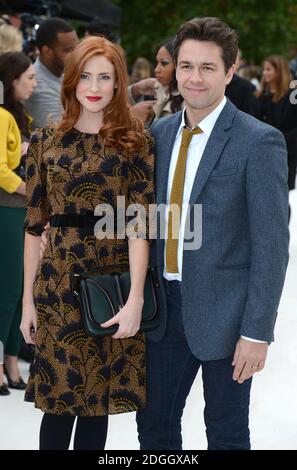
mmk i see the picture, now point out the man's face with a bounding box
[49,31,78,76]
[176,39,234,117]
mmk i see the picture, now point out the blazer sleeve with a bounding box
[239,126,290,342]
[126,131,155,240]
[24,128,51,236]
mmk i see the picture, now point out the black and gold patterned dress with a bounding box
[24,127,154,416]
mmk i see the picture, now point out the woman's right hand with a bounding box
[40,222,50,260]
[20,302,37,345]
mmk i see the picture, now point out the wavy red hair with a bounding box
[57,36,146,153]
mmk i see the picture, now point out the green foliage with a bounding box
[113,0,297,66]
[1,0,296,66]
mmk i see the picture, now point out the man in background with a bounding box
[26,18,78,128]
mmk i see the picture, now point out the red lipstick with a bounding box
[86,96,102,102]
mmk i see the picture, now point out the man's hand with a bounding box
[232,337,268,384]
[40,222,50,260]
[131,78,158,99]
[131,101,156,123]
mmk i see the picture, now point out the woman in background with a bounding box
[130,56,153,85]
[255,55,297,199]
[152,38,183,122]
[0,24,23,55]
[0,51,36,395]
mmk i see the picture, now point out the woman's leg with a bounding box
[0,365,4,386]
[4,298,24,383]
[0,207,25,379]
[73,416,108,450]
[39,413,76,450]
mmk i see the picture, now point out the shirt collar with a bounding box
[176,96,227,139]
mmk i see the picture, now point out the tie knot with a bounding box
[181,126,202,147]
[189,126,203,135]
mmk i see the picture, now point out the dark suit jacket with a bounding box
[226,74,256,116]
[255,90,297,189]
[147,99,289,361]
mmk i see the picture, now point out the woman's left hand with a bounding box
[100,297,144,339]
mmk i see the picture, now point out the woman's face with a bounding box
[76,54,117,115]
[13,64,37,100]
[154,46,175,86]
[262,61,277,85]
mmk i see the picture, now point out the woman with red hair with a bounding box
[20,36,154,450]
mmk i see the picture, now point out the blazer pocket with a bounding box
[210,163,238,178]
[219,264,250,270]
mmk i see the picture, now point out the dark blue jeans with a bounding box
[136,281,252,450]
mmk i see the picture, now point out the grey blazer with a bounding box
[147,98,289,361]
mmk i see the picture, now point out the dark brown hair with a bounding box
[36,17,74,49]
[0,51,32,137]
[155,38,183,113]
[173,17,238,73]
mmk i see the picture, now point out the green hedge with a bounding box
[113,0,297,66]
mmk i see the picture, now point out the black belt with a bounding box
[49,212,104,228]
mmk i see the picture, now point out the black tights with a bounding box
[39,413,108,450]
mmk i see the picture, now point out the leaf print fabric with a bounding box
[24,127,155,416]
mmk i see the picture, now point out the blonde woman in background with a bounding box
[0,24,23,55]
[130,57,153,85]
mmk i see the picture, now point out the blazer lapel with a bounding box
[189,99,237,206]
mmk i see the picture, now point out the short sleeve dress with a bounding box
[24,127,155,416]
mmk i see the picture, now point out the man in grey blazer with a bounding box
[136,17,289,450]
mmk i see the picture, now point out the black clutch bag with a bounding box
[70,266,162,337]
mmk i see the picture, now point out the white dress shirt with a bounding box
[163,96,266,344]
[164,96,227,281]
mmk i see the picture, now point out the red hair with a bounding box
[57,36,146,153]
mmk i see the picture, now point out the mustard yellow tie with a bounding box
[166,126,202,273]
